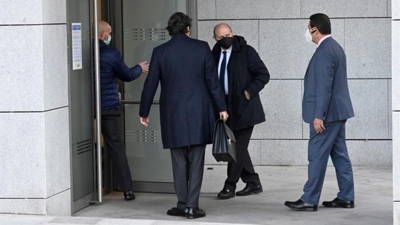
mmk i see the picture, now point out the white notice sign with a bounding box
[72,23,82,70]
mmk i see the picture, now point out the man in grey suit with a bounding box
[285,13,355,211]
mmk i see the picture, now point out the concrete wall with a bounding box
[199,0,393,166]
[0,0,71,216]
[392,0,400,223]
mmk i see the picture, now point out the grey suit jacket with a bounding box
[302,37,354,124]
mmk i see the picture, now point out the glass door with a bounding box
[121,0,188,192]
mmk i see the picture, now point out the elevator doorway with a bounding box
[70,0,197,214]
[101,0,197,194]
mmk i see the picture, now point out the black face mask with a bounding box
[217,37,234,49]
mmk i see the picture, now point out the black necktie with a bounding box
[220,51,227,95]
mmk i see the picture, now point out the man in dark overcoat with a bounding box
[212,23,270,200]
[139,12,228,219]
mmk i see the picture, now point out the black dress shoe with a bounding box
[284,199,318,211]
[236,183,263,196]
[322,198,355,208]
[123,191,135,201]
[217,188,235,199]
[167,207,187,216]
[186,207,206,219]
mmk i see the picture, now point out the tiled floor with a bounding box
[0,166,392,225]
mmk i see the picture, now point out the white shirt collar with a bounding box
[317,35,332,47]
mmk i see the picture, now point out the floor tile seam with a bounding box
[97,217,260,225]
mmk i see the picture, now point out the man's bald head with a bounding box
[98,20,112,41]
[213,23,233,41]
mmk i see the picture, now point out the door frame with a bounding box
[68,0,96,213]
[100,0,198,193]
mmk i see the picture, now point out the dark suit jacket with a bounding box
[302,37,354,123]
[212,35,270,131]
[139,34,227,149]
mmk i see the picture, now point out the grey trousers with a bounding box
[301,120,354,205]
[170,144,206,209]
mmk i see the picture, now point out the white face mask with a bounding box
[104,34,112,45]
[304,29,313,43]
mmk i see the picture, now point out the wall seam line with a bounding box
[0,106,68,114]
[215,0,217,19]
[0,23,66,26]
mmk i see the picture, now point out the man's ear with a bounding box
[310,27,317,33]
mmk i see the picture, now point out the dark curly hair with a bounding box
[166,12,192,36]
